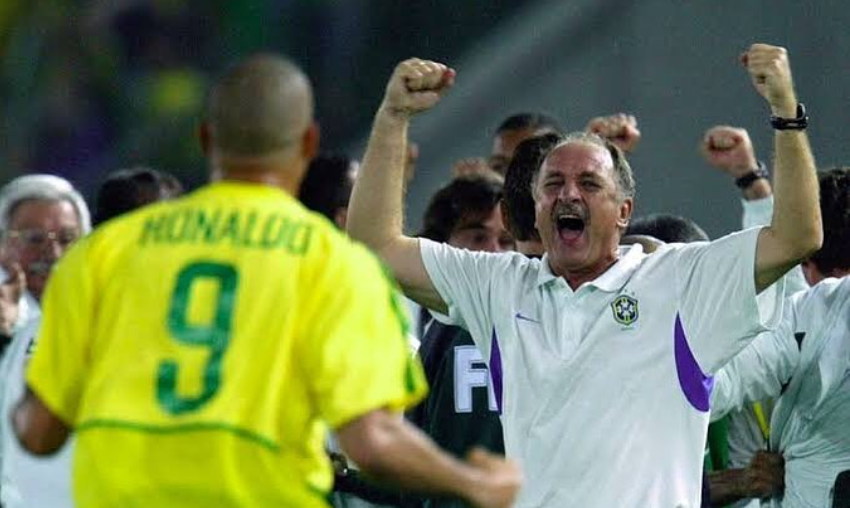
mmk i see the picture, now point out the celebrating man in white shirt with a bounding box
[347,44,822,508]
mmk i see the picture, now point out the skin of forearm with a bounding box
[768,127,822,259]
[742,178,773,201]
[707,468,751,506]
[347,108,410,254]
[12,389,71,455]
[755,127,822,291]
[341,414,483,504]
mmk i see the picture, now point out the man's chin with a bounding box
[547,245,591,272]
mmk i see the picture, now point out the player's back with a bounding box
[32,181,423,508]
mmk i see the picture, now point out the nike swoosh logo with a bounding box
[515,313,540,324]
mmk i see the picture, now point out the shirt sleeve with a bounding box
[418,239,511,349]
[673,227,785,374]
[709,308,799,421]
[741,196,774,230]
[299,243,427,430]
[742,196,808,296]
[26,239,95,425]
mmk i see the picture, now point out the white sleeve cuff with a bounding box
[741,195,774,230]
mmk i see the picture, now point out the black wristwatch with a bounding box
[735,161,770,189]
[770,103,807,131]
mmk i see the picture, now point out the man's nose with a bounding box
[558,180,582,201]
[43,238,65,260]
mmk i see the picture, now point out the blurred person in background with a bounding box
[0,174,90,508]
[626,214,710,245]
[93,167,183,226]
[502,133,562,257]
[486,113,562,175]
[706,139,849,507]
[299,155,358,230]
[698,125,805,508]
[452,112,561,178]
[407,174,514,508]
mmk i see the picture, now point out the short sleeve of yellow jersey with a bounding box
[298,242,427,430]
[27,237,95,425]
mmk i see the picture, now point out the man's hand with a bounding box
[741,44,797,117]
[464,447,522,508]
[453,157,501,179]
[744,450,785,499]
[701,126,759,178]
[381,58,455,119]
[586,113,641,153]
[743,43,820,292]
[0,262,25,336]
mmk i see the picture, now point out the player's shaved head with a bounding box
[206,54,314,159]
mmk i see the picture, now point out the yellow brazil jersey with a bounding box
[27,181,427,508]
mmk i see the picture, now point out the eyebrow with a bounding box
[579,170,603,179]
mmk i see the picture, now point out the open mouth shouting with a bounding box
[554,208,588,244]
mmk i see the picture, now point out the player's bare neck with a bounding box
[216,163,302,196]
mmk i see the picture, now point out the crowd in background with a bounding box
[0,5,847,508]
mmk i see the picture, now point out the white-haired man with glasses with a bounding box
[0,174,90,508]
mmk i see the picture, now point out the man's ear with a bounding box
[617,197,634,230]
[499,199,511,231]
[302,121,320,161]
[800,259,823,286]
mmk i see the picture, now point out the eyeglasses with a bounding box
[5,229,80,248]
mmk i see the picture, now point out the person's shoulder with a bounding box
[795,276,850,308]
[92,192,182,236]
[422,239,537,272]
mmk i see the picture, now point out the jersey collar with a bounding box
[536,244,645,292]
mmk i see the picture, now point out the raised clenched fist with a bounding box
[741,44,797,116]
[586,113,641,153]
[453,157,499,178]
[381,58,455,118]
[701,126,759,178]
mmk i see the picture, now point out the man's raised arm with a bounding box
[347,59,455,312]
[744,44,822,292]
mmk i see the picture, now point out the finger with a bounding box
[409,91,442,111]
[466,446,494,468]
[440,67,456,88]
[3,263,26,302]
[588,122,604,134]
[622,124,640,139]
[418,61,445,89]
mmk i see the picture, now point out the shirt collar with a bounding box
[536,244,646,292]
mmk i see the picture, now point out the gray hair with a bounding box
[531,131,636,201]
[0,175,92,235]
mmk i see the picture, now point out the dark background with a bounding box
[1,0,847,237]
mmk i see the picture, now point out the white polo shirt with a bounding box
[0,283,74,508]
[713,277,850,508]
[719,198,808,508]
[420,227,783,508]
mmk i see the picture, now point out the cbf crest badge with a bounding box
[611,295,639,326]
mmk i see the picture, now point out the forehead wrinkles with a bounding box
[541,142,613,178]
[9,199,79,228]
